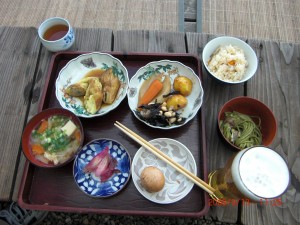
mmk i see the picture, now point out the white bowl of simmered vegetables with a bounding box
[22,108,84,168]
[55,52,129,118]
[127,60,204,129]
[218,97,277,151]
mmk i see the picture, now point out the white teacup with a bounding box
[38,17,75,52]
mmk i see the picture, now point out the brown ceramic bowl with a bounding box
[218,96,277,150]
[22,108,84,168]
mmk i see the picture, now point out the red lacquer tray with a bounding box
[18,52,209,217]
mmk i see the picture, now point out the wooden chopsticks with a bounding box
[114,121,216,195]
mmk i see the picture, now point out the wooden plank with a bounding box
[0,26,40,201]
[12,28,113,201]
[241,40,300,225]
[196,0,202,33]
[178,0,185,32]
[185,0,197,21]
[113,30,186,53]
[185,32,244,223]
[185,22,197,33]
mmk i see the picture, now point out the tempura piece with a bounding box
[65,82,88,97]
[99,68,120,104]
[84,78,103,114]
[65,77,94,97]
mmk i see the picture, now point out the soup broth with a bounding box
[30,115,81,165]
[84,68,106,78]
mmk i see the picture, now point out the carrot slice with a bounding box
[138,79,163,107]
[31,144,45,155]
[228,60,236,66]
[37,120,48,134]
[74,129,81,143]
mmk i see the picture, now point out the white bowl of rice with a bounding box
[202,36,258,84]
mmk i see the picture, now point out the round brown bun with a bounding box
[140,166,165,193]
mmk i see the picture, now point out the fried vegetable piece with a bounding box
[84,78,103,114]
[99,68,120,104]
[65,82,89,97]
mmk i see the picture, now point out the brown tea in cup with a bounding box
[43,24,68,41]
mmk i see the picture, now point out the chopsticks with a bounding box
[114,121,216,196]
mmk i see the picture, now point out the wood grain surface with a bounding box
[0,26,40,201]
[186,32,243,223]
[241,40,300,225]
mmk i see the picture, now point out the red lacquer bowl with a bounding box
[218,96,277,151]
[22,108,84,168]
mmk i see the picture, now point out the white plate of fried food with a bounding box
[127,60,204,129]
[55,52,129,118]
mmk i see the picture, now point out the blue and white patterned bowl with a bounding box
[73,138,131,198]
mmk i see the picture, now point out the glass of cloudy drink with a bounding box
[208,146,290,202]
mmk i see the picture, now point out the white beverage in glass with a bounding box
[208,146,290,202]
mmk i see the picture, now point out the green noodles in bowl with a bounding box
[220,111,262,149]
[218,96,277,151]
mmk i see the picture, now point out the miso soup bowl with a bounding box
[38,17,75,52]
[22,108,84,168]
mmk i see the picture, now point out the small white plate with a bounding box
[127,60,204,129]
[55,52,129,118]
[132,138,197,204]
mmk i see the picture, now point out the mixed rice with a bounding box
[207,45,248,82]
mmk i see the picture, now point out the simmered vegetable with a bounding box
[173,76,193,96]
[138,79,163,107]
[135,102,186,127]
[165,94,188,111]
